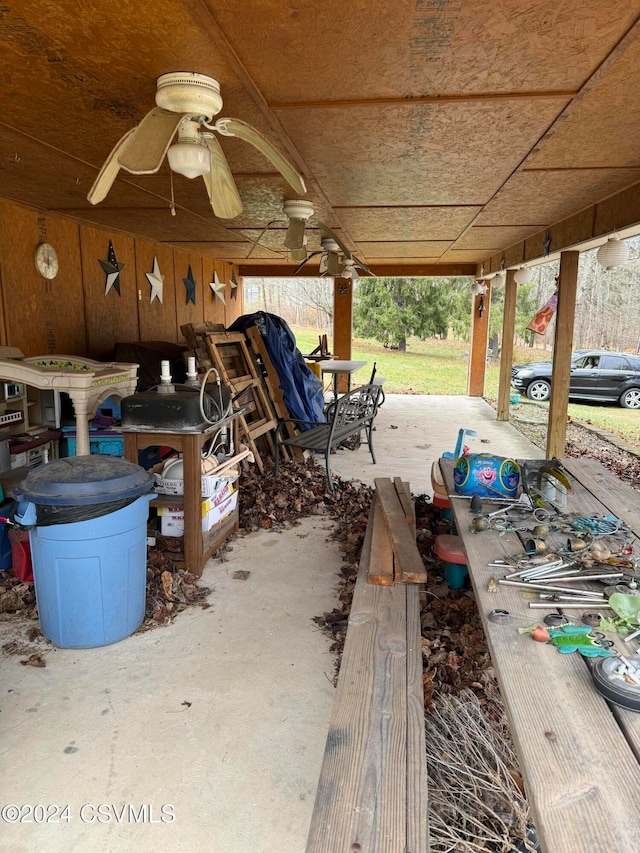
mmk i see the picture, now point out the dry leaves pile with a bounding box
[143,539,211,628]
[0,573,36,619]
[239,456,373,534]
[513,411,640,487]
[310,485,501,714]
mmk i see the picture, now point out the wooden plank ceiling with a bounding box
[1,0,640,275]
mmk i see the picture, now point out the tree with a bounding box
[353,277,468,350]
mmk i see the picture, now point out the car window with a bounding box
[574,355,599,368]
[599,355,627,370]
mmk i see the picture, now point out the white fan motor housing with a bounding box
[156,72,223,120]
[320,237,340,253]
[283,199,314,221]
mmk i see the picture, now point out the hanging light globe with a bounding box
[493,271,506,286]
[514,266,531,285]
[596,236,629,270]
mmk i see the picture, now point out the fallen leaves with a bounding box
[142,542,211,630]
[20,653,45,668]
[0,575,36,617]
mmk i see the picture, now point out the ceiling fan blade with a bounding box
[353,255,375,277]
[117,108,184,175]
[327,251,340,277]
[294,251,321,275]
[284,217,306,250]
[201,133,243,219]
[87,127,136,204]
[214,117,306,195]
[290,246,308,262]
[316,221,352,259]
[319,252,329,276]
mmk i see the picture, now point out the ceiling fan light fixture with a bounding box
[167,141,211,178]
[596,235,629,270]
[167,118,210,179]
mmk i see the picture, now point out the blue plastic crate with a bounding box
[62,432,124,458]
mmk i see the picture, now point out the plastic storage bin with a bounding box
[61,427,124,458]
[14,456,154,649]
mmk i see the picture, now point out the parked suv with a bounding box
[511,351,640,409]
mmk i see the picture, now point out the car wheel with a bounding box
[526,380,551,402]
[620,388,640,409]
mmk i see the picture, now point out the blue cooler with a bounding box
[14,457,154,649]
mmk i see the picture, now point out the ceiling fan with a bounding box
[87,72,306,219]
[244,199,338,263]
[282,199,314,262]
[293,222,375,278]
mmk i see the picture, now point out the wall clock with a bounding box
[35,242,59,280]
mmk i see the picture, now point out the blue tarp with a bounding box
[229,312,326,428]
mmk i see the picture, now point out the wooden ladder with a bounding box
[181,322,281,473]
[244,325,303,461]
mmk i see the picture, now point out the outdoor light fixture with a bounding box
[596,235,629,270]
[514,266,531,285]
[470,280,487,296]
[167,120,211,179]
[493,271,506,286]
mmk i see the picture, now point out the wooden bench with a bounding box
[274,383,381,491]
[306,499,428,852]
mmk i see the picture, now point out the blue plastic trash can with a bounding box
[14,456,154,649]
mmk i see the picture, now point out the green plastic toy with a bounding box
[547,624,615,657]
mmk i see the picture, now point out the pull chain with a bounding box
[170,171,176,216]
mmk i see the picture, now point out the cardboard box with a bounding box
[154,472,237,498]
[157,480,237,536]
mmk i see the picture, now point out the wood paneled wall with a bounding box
[0,199,243,358]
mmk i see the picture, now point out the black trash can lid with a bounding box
[14,456,154,505]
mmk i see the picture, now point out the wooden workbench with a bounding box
[123,412,242,577]
[441,457,640,852]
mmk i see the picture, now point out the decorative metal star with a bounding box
[210,271,226,305]
[230,270,238,300]
[183,265,197,305]
[544,234,552,257]
[145,256,164,304]
[99,240,124,296]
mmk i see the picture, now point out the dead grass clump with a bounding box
[427,689,537,853]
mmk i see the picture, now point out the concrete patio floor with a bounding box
[0,395,541,853]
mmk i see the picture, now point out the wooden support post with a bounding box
[546,250,579,459]
[467,280,490,396]
[333,278,353,393]
[497,270,517,420]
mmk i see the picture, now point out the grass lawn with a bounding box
[291,327,640,447]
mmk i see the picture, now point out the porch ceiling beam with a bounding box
[270,91,577,110]
[238,263,477,278]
